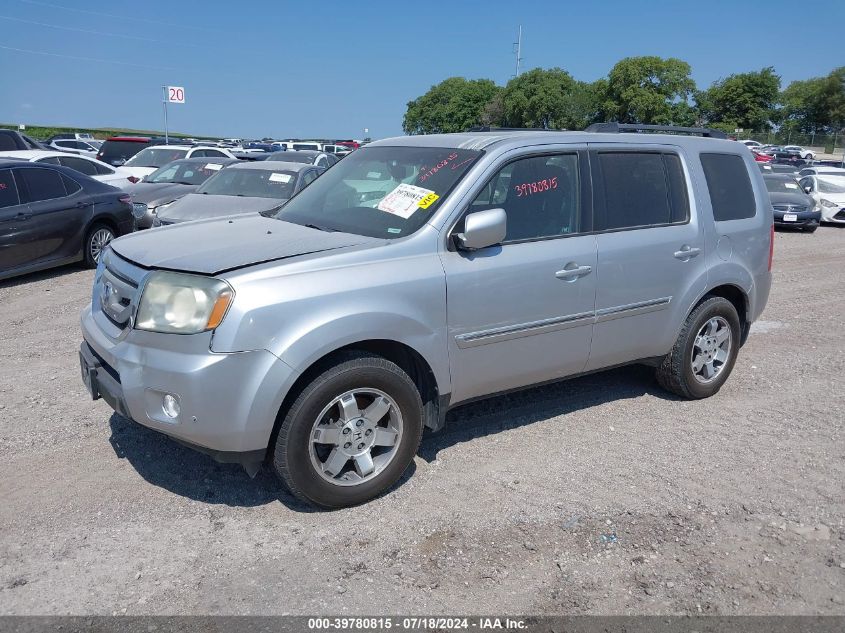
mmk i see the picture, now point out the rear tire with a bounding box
[272,351,423,509]
[656,297,741,399]
[83,223,114,268]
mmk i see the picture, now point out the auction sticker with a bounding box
[377,184,437,219]
[269,173,292,183]
[205,163,223,171]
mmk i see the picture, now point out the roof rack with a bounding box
[584,122,727,139]
[467,126,563,133]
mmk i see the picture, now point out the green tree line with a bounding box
[403,57,845,139]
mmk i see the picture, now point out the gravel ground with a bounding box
[0,228,843,616]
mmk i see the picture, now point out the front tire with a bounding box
[83,224,114,268]
[656,297,741,399]
[272,352,423,509]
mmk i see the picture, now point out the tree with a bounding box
[697,67,781,131]
[599,56,696,125]
[498,68,598,130]
[781,67,845,134]
[402,77,500,135]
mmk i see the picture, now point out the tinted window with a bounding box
[125,147,188,168]
[203,149,226,157]
[596,152,687,230]
[99,140,148,163]
[301,170,319,186]
[59,156,98,176]
[469,153,582,242]
[0,134,17,151]
[61,174,82,195]
[37,156,61,165]
[0,169,20,208]
[700,153,756,221]
[16,168,67,202]
[93,162,114,175]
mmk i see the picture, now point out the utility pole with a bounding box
[161,85,169,144]
[512,26,523,78]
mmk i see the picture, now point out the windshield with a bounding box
[125,147,188,168]
[197,168,298,199]
[818,177,845,194]
[275,146,482,238]
[145,160,225,185]
[764,177,802,193]
[270,152,311,163]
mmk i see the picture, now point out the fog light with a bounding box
[162,394,180,419]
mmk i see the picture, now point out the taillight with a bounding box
[127,176,140,183]
[768,223,774,271]
[119,194,132,205]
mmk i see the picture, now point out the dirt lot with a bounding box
[0,228,843,616]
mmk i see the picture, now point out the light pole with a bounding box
[161,86,169,144]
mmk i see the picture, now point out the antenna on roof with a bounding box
[512,26,523,78]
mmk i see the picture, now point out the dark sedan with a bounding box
[126,157,239,229]
[0,162,134,280]
[763,173,821,233]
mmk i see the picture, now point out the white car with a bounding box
[739,139,763,148]
[121,145,236,179]
[783,145,815,160]
[290,141,323,151]
[0,150,134,187]
[797,166,845,178]
[798,174,845,224]
[49,139,103,158]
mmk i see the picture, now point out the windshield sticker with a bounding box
[418,153,458,184]
[269,173,292,183]
[205,163,223,171]
[514,177,558,197]
[417,192,440,209]
[377,184,436,219]
[387,228,402,234]
[784,182,798,189]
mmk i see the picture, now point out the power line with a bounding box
[0,44,179,71]
[0,14,199,46]
[17,0,224,34]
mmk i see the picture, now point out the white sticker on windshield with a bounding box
[205,163,223,171]
[269,173,292,183]
[784,182,798,189]
[377,184,436,219]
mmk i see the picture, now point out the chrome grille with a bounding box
[132,202,148,219]
[95,250,144,330]
[773,204,807,212]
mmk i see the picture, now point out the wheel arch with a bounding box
[692,283,750,346]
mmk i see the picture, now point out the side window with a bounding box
[93,162,114,175]
[15,168,68,203]
[798,177,814,192]
[59,156,98,176]
[316,156,328,167]
[190,150,205,157]
[0,169,21,208]
[468,153,582,242]
[700,153,756,221]
[204,150,225,157]
[61,174,82,195]
[595,152,686,230]
[301,170,319,186]
[37,156,62,165]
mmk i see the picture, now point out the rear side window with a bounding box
[99,140,148,163]
[59,156,97,176]
[15,167,67,202]
[700,153,756,221]
[0,169,20,208]
[0,134,17,151]
[61,174,82,195]
[595,152,689,230]
[93,162,114,175]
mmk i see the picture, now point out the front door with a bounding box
[440,150,597,404]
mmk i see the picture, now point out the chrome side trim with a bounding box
[595,297,672,323]
[455,311,594,349]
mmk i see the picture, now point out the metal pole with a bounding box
[514,25,522,77]
[162,86,169,144]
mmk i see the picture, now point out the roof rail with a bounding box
[584,122,727,139]
[467,126,563,133]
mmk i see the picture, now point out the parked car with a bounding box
[264,150,338,168]
[153,161,323,225]
[0,150,134,187]
[126,157,239,229]
[751,148,773,163]
[121,145,236,180]
[763,174,821,232]
[798,166,845,178]
[739,139,763,149]
[798,174,845,225]
[0,162,133,280]
[96,137,164,167]
[290,141,322,151]
[758,163,799,175]
[782,145,815,160]
[47,133,95,142]
[0,128,51,151]
[79,125,773,508]
[49,138,103,158]
[322,144,352,156]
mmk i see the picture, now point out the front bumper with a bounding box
[773,209,821,229]
[80,304,299,461]
[820,207,845,224]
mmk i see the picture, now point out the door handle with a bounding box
[555,264,592,281]
[16,212,32,220]
[75,202,89,208]
[673,246,701,260]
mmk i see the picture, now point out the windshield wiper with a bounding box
[303,223,335,232]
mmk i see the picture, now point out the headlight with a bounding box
[135,271,234,334]
[820,198,837,208]
[153,200,176,215]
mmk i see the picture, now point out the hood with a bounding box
[768,191,814,207]
[125,182,196,206]
[158,193,286,223]
[109,214,381,274]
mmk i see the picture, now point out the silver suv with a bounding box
[79,125,773,508]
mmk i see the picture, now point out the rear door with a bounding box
[0,168,35,272]
[15,166,89,264]
[585,146,706,371]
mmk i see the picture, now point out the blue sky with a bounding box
[1,0,842,140]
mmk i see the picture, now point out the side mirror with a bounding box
[455,208,507,251]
